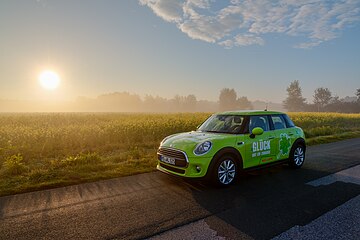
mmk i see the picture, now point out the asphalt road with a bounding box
[1,138,360,240]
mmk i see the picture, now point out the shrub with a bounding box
[2,154,27,175]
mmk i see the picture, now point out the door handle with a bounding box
[268,137,275,140]
[288,133,294,136]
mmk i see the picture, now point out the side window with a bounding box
[283,114,295,128]
[271,115,286,130]
[249,116,270,132]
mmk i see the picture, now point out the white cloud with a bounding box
[140,0,360,48]
[234,34,265,46]
[294,41,323,49]
[220,34,265,48]
[139,0,185,23]
[179,18,224,43]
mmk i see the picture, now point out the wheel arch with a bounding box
[289,137,306,168]
[206,147,243,176]
[293,137,306,151]
[204,147,243,183]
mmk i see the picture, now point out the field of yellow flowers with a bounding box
[0,112,359,196]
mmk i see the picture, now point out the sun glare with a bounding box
[38,70,60,90]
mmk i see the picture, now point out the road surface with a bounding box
[1,138,360,239]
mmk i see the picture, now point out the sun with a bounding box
[38,70,60,90]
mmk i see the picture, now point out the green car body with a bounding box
[157,110,306,185]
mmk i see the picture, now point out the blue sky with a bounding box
[0,0,359,103]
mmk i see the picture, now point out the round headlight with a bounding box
[194,141,212,155]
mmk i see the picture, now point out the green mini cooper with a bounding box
[157,110,306,186]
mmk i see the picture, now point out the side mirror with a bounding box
[250,127,264,138]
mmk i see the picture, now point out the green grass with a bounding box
[0,112,360,196]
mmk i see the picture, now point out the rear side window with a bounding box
[282,114,295,128]
[271,115,286,130]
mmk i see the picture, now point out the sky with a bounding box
[0,0,359,103]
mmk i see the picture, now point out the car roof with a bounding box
[216,110,284,116]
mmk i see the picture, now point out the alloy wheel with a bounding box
[218,159,236,185]
[294,147,304,166]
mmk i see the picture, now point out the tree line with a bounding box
[283,80,360,113]
[1,83,358,112]
[75,89,253,112]
[0,89,258,112]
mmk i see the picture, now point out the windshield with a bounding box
[198,115,245,134]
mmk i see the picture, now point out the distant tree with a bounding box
[325,95,342,112]
[143,95,169,112]
[143,95,156,111]
[97,92,142,111]
[219,88,237,111]
[313,87,332,111]
[330,95,340,104]
[184,94,197,112]
[356,88,360,102]
[237,96,253,110]
[197,100,218,112]
[171,94,198,112]
[283,80,306,112]
[172,95,182,109]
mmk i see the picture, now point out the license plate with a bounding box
[160,156,176,165]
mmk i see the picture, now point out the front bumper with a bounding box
[157,155,212,178]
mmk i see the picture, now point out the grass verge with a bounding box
[306,131,360,146]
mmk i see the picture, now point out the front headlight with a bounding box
[194,141,212,155]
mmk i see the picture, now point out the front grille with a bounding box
[160,163,186,174]
[157,147,188,168]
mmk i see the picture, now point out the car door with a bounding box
[244,115,277,168]
[270,114,295,161]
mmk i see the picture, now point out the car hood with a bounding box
[160,131,228,152]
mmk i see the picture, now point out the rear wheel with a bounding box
[212,155,238,186]
[289,144,305,168]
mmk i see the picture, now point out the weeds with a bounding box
[60,152,101,167]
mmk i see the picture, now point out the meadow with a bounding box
[1,112,360,196]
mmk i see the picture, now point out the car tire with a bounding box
[211,154,238,186]
[289,143,305,169]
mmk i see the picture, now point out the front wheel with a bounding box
[212,155,238,186]
[289,144,305,168]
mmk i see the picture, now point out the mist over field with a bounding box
[1,86,359,113]
[0,91,284,112]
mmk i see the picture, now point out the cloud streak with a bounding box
[140,0,360,48]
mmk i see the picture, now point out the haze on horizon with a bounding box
[1,0,360,111]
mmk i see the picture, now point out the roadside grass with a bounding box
[306,131,360,145]
[0,112,360,196]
